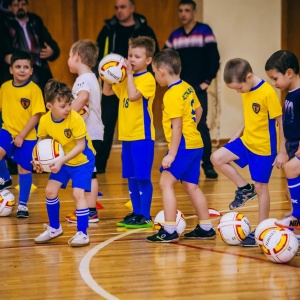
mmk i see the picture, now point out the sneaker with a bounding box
[125,215,153,229]
[17,205,29,218]
[275,215,300,229]
[147,228,179,243]
[240,231,257,247]
[116,212,137,227]
[68,231,90,247]
[229,184,257,210]
[204,168,218,179]
[184,224,216,240]
[34,224,63,244]
[65,211,99,224]
[0,178,12,192]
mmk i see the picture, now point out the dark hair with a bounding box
[8,0,28,6]
[44,79,73,104]
[223,58,253,83]
[265,50,299,75]
[128,36,156,58]
[152,48,181,75]
[10,50,32,67]
[71,39,98,68]
[179,0,196,10]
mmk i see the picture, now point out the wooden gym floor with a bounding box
[1,145,299,300]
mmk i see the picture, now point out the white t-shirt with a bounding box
[72,73,104,140]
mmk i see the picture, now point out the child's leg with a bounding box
[86,177,99,216]
[0,146,12,190]
[73,187,89,235]
[0,159,11,182]
[18,165,32,207]
[254,182,270,223]
[137,179,153,219]
[128,177,141,214]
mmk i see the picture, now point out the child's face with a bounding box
[152,64,166,87]
[46,98,72,121]
[9,59,33,85]
[226,79,252,93]
[127,47,151,73]
[68,50,79,74]
[266,69,290,91]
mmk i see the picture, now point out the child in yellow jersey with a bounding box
[211,58,286,246]
[34,79,95,247]
[103,36,156,228]
[0,51,45,218]
[147,48,216,242]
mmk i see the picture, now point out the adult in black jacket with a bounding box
[0,0,60,91]
[95,0,159,174]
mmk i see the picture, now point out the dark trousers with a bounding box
[97,94,119,171]
[196,91,214,170]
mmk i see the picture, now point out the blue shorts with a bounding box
[223,138,276,183]
[0,129,36,171]
[49,155,95,192]
[122,140,154,180]
[160,148,203,184]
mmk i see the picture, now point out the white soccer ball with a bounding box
[0,189,15,216]
[254,218,278,249]
[32,139,65,172]
[154,210,186,235]
[217,212,251,245]
[262,228,298,263]
[98,53,126,84]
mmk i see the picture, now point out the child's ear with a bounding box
[146,56,152,66]
[246,72,253,81]
[286,68,294,78]
[46,103,52,110]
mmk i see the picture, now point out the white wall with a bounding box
[201,0,281,141]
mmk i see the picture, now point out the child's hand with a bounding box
[49,160,63,173]
[31,161,43,173]
[13,135,24,147]
[162,153,175,169]
[272,152,287,169]
[124,58,133,75]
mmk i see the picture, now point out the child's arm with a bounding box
[103,81,114,96]
[14,113,42,147]
[229,126,244,142]
[195,106,203,124]
[162,117,182,169]
[125,59,142,102]
[273,115,287,168]
[49,137,86,173]
[72,90,89,112]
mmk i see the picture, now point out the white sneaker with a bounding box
[68,231,90,247]
[275,215,300,229]
[34,224,63,244]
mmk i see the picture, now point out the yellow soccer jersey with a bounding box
[112,71,156,141]
[37,110,95,166]
[241,80,282,155]
[163,80,203,149]
[0,80,45,140]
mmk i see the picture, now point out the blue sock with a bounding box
[76,208,89,234]
[138,179,153,219]
[287,177,300,219]
[128,178,141,214]
[18,173,32,206]
[46,197,60,229]
[0,160,10,181]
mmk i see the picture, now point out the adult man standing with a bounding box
[165,0,220,179]
[95,0,159,174]
[1,0,60,90]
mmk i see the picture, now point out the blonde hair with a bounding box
[128,36,156,58]
[71,39,99,68]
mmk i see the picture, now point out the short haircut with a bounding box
[70,39,99,68]
[179,0,196,9]
[128,36,156,58]
[223,58,253,83]
[10,50,32,67]
[152,48,181,75]
[44,79,73,104]
[8,0,28,6]
[265,50,299,75]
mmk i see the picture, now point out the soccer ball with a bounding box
[78,102,89,120]
[255,218,278,249]
[262,228,298,263]
[32,139,65,172]
[98,53,126,84]
[154,210,186,235]
[217,212,251,245]
[0,189,15,216]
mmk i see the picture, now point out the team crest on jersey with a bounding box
[64,129,72,138]
[252,103,260,114]
[20,98,30,109]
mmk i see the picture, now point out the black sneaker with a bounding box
[229,184,257,210]
[204,168,218,179]
[240,231,257,247]
[147,228,179,243]
[125,215,153,228]
[17,205,29,218]
[184,224,216,239]
[116,212,137,227]
[0,178,12,192]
